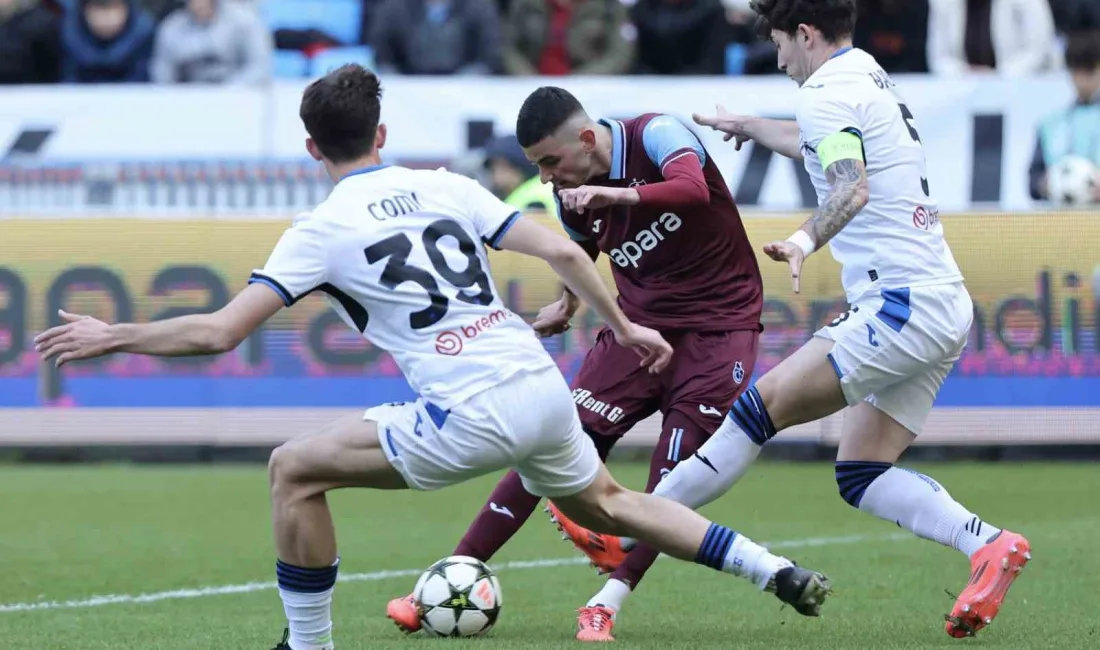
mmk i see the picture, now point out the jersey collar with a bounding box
[598,118,628,180]
[341,163,391,180]
[830,46,853,60]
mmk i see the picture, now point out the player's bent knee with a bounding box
[835,460,893,508]
[267,442,320,501]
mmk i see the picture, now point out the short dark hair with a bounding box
[1065,31,1100,71]
[299,64,382,164]
[750,0,857,43]
[515,87,586,148]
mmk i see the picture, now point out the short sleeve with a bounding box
[554,194,590,241]
[642,115,706,172]
[248,214,328,306]
[459,176,521,250]
[797,93,864,149]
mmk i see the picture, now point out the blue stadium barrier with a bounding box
[261,0,363,46]
[726,43,748,75]
[310,46,376,77]
[273,50,309,79]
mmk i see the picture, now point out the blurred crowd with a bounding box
[1,0,1099,85]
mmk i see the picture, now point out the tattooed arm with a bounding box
[799,157,870,251]
[762,156,869,294]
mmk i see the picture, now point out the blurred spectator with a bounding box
[722,0,779,74]
[0,0,60,84]
[60,0,155,83]
[151,0,272,84]
[631,0,728,75]
[1051,0,1100,34]
[927,0,1057,76]
[370,0,502,75]
[502,0,634,76]
[853,0,929,73]
[482,135,557,210]
[1029,31,1100,200]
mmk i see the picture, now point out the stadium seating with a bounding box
[260,0,363,46]
[273,50,310,79]
[310,46,376,78]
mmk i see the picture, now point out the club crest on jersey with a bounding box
[732,361,745,385]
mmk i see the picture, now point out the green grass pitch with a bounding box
[1,461,1097,649]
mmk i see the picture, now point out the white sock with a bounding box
[723,535,793,591]
[276,558,339,650]
[857,467,1001,558]
[585,578,631,614]
[279,587,335,650]
[652,416,763,510]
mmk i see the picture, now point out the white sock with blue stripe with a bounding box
[841,464,1001,558]
[694,524,792,590]
[652,388,774,510]
[277,558,339,650]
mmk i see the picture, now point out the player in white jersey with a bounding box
[556,0,1031,640]
[35,65,833,649]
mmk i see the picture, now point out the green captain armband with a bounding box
[817,131,864,169]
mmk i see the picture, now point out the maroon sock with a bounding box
[452,470,541,562]
[611,412,709,590]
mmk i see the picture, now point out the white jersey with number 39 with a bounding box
[796,48,963,303]
[249,165,555,410]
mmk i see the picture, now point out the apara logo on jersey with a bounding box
[733,361,745,385]
[592,219,602,233]
[628,178,647,188]
[609,212,682,269]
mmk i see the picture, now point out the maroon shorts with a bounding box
[570,328,759,490]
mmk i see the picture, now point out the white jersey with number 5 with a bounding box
[249,164,555,410]
[796,48,963,303]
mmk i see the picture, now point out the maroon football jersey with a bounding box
[558,114,762,332]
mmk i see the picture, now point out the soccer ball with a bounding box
[1047,155,1098,207]
[413,555,503,637]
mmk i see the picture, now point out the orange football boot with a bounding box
[576,605,616,642]
[386,593,421,634]
[945,531,1031,638]
[546,501,629,574]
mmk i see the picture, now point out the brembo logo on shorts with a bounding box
[571,388,625,423]
[434,309,516,356]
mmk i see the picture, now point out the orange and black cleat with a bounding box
[945,531,1032,638]
[545,501,629,574]
[385,593,422,634]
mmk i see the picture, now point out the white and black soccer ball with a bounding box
[1048,155,1098,207]
[413,555,503,637]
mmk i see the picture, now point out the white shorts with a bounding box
[815,282,973,434]
[366,366,602,497]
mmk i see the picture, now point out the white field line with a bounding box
[0,532,910,613]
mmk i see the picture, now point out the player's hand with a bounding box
[34,310,116,367]
[762,240,805,294]
[615,324,673,374]
[693,104,752,151]
[558,186,635,214]
[532,298,577,338]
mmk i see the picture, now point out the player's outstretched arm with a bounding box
[763,154,869,293]
[497,215,672,372]
[693,105,803,160]
[35,283,284,366]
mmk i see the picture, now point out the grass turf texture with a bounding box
[2,462,1097,649]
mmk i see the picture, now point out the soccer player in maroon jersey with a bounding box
[386,87,820,640]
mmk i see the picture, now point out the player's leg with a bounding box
[517,377,831,624]
[579,330,761,636]
[268,412,410,650]
[550,464,830,617]
[445,327,658,563]
[839,372,1030,638]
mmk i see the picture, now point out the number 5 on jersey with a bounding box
[365,219,494,330]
